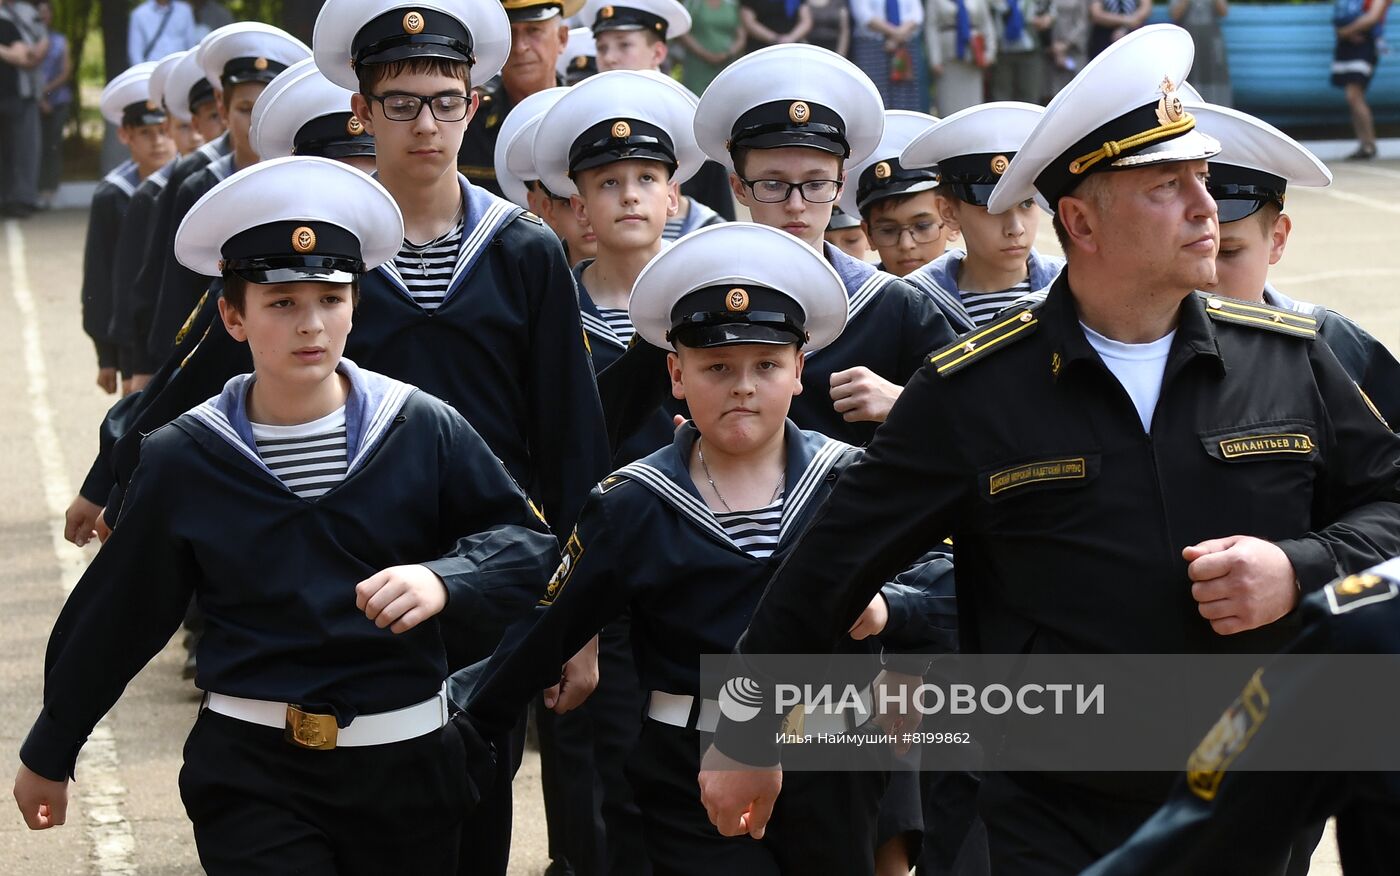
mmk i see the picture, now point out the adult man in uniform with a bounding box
[457,0,578,196]
[697,25,1400,875]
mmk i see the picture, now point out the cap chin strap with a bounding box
[1068,112,1196,177]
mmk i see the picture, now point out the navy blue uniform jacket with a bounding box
[20,362,557,783]
[466,421,958,739]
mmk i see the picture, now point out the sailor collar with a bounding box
[817,242,899,353]
[373,173,522,309]
[187,358,416,493]
[612,419,853,554]
[574,259,629,350]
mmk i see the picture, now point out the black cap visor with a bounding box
[226,255,363,285]
[671,319,805,349]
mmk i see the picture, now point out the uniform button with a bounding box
[1207,298,1223,309]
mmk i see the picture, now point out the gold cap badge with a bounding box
[292,226,317,254]
[612,120,631,139]
[874,161,892,180]
[253,57,269,71]
[788,101,810,125]
[403,10,426,34]
[146,99,159,111]
[990,154,1009,175]
[346,115,365,136]
[726,288,750,313]
[574,56,588,69]
[600,5,614,16]
[1156,75,1184,126]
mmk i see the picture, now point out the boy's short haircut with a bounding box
[863,189,935,224]
[222,274,362,313]
[356,57,473,97]
[220,80,265,108]
[1252,201,1282,235]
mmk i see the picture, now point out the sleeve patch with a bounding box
[540,530,584,606]
[1324,571,1400,615]
[1185,669,1269,801]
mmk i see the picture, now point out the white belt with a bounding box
[647,687,873,735]
[204,685,448,749]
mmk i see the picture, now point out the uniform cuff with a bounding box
[1275,537,1339,595]
[79,459,116,507]
[20,711,85,782]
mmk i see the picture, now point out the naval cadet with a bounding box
[698,25,1400,875]
[84,62,174,395]
[900,102,1065,332]
[15,155,558,874]
[144,22,311,369]
[580,0,734,231]
[466,222,957,876]
[1187,99,1400,429]
[456,0,581,195]
[599,43,958,450]
[104,50,213,396]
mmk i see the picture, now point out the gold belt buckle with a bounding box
[284,705,338,750]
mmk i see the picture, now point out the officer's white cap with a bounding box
[987,24,1220,214]
[693,44,884,171]
[313,0,510,91]
[100,62,165,127]
[630,222,848,352]
[197,22,311,91]
[901,102,1043,210]
[176,156,404,281]
[839,110,940,217]
[494,87,570,207]
[163,48,216,122]
[500,0,585,23]
[557,26,597,79]
[533,69,703,198]
[582,0,692,40]
[252,59,374,160]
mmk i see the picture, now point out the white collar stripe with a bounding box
[615,463,737,547]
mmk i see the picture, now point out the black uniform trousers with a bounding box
[180,710,474,876]
[977,772,1184,876]
[626,721,888,876]
[587,617,651,875]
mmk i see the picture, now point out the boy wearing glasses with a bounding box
[840,110,956,279]
[901,102,1065,333]
[1190,100,1400,427]
[691,44,955,445]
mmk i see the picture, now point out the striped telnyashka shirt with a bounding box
[397,219,464,312]
[596,306,635,346]
[250,407,349,499]
[715,498,784,559]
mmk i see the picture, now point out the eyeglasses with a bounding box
[867,219,943,248]
[368,92,471,123]
[740,178,841,204]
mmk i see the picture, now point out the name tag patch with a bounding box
[1218,433,1314,459]
[988,457,1086,496]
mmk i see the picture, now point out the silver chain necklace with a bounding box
[697,437,785,513]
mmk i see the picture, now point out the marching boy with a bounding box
[839,110,956,279]
[84,62,175,395]
[901,101,1065,333]
[466,222,957,875]
[532,67,705,462]
[1188,99,1400,427]
[15,156,558,873]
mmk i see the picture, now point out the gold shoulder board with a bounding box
[928,307,1040,377]
[1202,295,1316,339]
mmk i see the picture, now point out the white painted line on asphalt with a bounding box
[1271,267,1400,286]
[1313,185,1400,216]
[1335,163,1400,184]
[6,220,138,875]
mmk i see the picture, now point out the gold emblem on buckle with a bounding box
[285,706,338,750]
